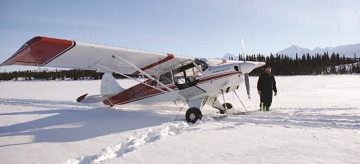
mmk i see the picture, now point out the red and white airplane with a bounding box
[1,36,265,123]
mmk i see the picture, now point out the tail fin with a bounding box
[77,73,125,104]
[101,73,125,95]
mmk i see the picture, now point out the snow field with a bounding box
[0,75,359,163]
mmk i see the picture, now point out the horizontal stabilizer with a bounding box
[76,93,113,103]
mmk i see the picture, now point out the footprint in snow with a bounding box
[65,121,190,164]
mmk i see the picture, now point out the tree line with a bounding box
[240,52,360,75]
[1,52,359,81]
[0,69,104,81]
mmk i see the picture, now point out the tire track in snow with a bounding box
[226,108,360,129]
[65,121,191,164]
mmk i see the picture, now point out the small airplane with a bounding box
[1,36,265,123]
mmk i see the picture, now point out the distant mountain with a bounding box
[277,45,311,58]
[277,44,360,58]
[221,53,237,60]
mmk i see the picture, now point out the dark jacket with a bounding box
[257,72,277,95]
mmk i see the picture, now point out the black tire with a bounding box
[222,103,233,110]
[185,107,202,123]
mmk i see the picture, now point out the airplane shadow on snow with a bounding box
[0,98,174,147]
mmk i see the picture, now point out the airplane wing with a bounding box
[1,36,194,76]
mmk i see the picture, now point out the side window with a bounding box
[172,63,201,90]
[158,72,173,85]
[188,67,202,77]
[173,70,186,85]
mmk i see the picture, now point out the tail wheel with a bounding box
[222,103,233,110]
[185,107,202,123]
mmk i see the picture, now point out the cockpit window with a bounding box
[172,63,201,89]
[195,58,209,72]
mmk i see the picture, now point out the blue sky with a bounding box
[1,0,360,71]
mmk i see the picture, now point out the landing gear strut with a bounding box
[185,107,202,123]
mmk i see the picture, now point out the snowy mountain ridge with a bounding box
[277,43,360,58]
[221,53,237,60]
[221,43,360,60]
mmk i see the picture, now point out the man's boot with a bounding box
[265,106,270,111]
[260,102,264,111]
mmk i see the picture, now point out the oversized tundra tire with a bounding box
[185,107,202,123]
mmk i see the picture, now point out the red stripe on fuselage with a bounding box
[1,36,74,66]
[198,71,241,83]
[132,53,175,75]
[103,80,177,106]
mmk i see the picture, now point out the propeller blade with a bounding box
[241,38,246,62]
[245,73,250,99]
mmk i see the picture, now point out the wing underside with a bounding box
[1,36,194,76]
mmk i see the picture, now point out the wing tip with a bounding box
[1,36,75,67]
[0,36,46,66]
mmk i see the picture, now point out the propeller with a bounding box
[241,38,251,99]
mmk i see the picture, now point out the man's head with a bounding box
[265,67,271,74]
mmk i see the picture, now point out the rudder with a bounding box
[101,73,124,95]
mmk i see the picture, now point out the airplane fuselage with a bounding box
[103,63,243,106]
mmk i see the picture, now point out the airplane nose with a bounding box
[239,61,265,99]
[256,62,266,69]
[240,61,265,74]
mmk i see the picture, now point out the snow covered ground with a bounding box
[0,75,359,163]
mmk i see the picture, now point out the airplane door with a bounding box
[178,86,206,99]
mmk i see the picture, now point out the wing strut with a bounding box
[99,55,186,101]
[97,64,162,91]
[113,55,178,93]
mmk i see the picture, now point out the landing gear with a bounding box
[185,107,202,123]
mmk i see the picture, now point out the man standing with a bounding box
[257,66,277,111]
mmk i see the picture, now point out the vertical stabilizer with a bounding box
[101,73,124,95]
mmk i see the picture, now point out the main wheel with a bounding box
[185,107,202,123]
